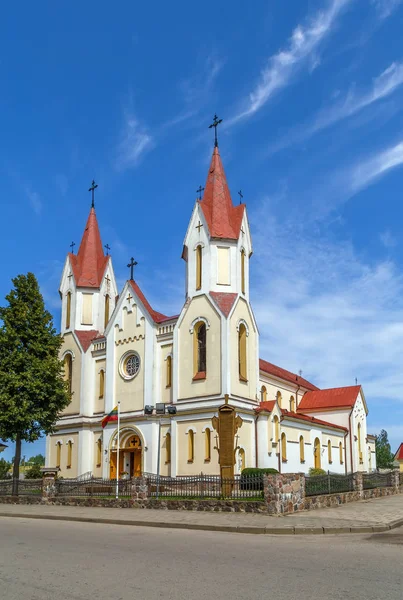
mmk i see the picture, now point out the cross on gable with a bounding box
[127,257,138,280]
[196,220,203,233]
[68,272,73,280]
[105,274,111,289]
[241,226,245,236]
[126,293,133,303]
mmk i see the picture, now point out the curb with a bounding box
[0,511,401,535]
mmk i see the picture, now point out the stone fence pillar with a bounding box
[353,472,363,498]
[41,467,59,500]
[391,469,400,491]
[264,473,305,514]
[131,476,148,500]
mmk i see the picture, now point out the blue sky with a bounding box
[1,0,403,463]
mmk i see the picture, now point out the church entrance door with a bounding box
[109,434,142,479]
[110,451,124,479]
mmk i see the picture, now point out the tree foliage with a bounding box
[0,458,12,479]
[24,463,43,479]
[0,273,70,485]
[28,454,45,466]
[375,429,395,469]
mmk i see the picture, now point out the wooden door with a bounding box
[134,449,142,477]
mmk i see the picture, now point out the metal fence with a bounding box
[56,477,132,497]
[145,473,264,500]
[0,478,43,496]
[362,471,393,489]
[305,473,354,497]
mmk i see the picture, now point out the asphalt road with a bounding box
[0,517,402,600]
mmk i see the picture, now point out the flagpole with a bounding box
[116,401,120,499]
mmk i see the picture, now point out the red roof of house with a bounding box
[199,146,245,240]
[395,443,403,460]
[129,280,178,324]
[298,385,361,412]
[259,359,319,391]
[255,400,276,413]
[69,208,109,288]
[74,330,99,352]
[280,408,348,432]
[209,291,238,317]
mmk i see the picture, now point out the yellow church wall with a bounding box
[60,333,81,416]
[236,418,254,469]
[160,344,173,404]
[230,299,257,401]
[178,296,221,399]
[94,358,106,414]
[160,423,171,476]
[114,306,146,413]
[49,432,79,478]
[176,419,220,475]
[258,379,301,410]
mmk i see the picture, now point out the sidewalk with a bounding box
[0,494,402,535]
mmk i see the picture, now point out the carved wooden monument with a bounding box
[212,395,243,487]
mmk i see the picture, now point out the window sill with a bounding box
[300,460,305,464]
[204,459,211,463]
[96,463,101,468]
[329,461,333,465]
[99,397,104,400]
[165,385,172,389]
[165,461,171,465]
[282,459,287,463]
[239,376,248,383]
[67,466,71,469]
[193,371,206,381]
[187,460,194,464]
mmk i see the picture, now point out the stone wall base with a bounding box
[304,486,398,511]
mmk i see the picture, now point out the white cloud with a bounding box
[116,115,153,170]
[229,0,352,124]
[380,229,398,249]
[26,188,42,215]
[349,140,403,193]
[371,0,403,19]
[270,62,403,153]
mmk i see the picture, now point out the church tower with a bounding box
[59,187,118,339]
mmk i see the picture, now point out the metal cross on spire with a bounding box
[88,180,98,208]
[238,189,243,204]
[127,257,138,280]
[70,241,76,254]
[208,114,223,147]
[104,243,110,256]
[196,185,204,201]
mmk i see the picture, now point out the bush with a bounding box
[240,468,279,490]
[25,463,42,479]
[0,458,11,479]
[308,467,327,477]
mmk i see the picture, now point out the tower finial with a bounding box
[88,179,98,208]
[208,114,223,147]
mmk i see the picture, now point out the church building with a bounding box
[46,131,376,479]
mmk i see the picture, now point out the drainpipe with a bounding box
[349,409,354,473]
[295,384,301,411]
[255,413,260,468]
[344,432,348,476]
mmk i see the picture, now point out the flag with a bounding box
[101,406,118,428]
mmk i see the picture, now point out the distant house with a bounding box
[394,443,403,472]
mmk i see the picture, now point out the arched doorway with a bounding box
[314,438,321,469]
[109,430,143,479]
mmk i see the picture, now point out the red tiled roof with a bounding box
[281,409,348,432]
[256,400,276,413]
[129,280,178,324]
[74,330,99,352]
[395,443,403,460]
[209,291,238,317]
[199,146,245,240]
[70,208,109,288]
[259,359,319,391]
[298,386,361,412]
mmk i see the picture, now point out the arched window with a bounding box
[96,439,102,467]
[241,249,246,295]
[314,438,321,469]
[339,441,343,464]
[64,354,72,395]
[281,432,287,462]
[99,370,105,399]
[166,356,172,388]
[165,432,171,464]
[261,386,267,402]
[299,436,305,463]
[238,323,247,381]
[56,441,62,468]
[276,391,282,408]
[66,292,71,329]
[196,245,202,291]
[188,430,194,463]
[193,322,206,376]
[104,294,110,329]
[239,448,245,471]
[67,441,72,469]
[328,440,332,464]
[273,415,280,441]
[290,396,295,412]
[205,428,211,461]
[358,423,363,464]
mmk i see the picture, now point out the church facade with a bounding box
[46,142,376,479]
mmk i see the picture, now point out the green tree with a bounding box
[375,429,395,469]
[24,463,42,479]
[27,454,45,466]
[0,273,70,494]
[0,458,12,479]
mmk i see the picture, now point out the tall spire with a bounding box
[199,146,245,240]
[69,207,109,288]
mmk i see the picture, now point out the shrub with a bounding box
[240,468,279,490]
[308,467,327,477]
[0,458,11,479]
[25,463,42,479]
